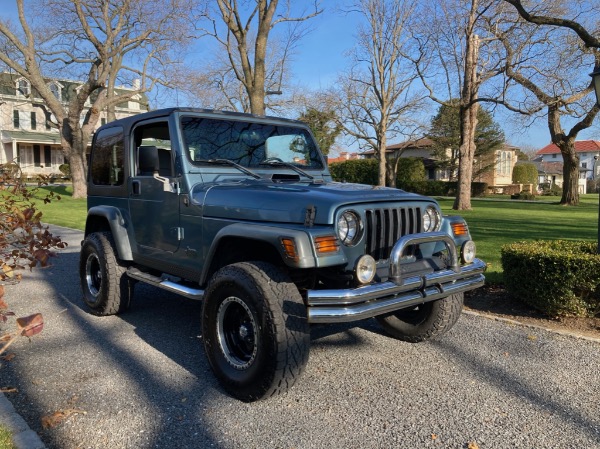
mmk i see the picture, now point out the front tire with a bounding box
[79,232,133,315]
[375,293,464,342]
[202,262,310,402]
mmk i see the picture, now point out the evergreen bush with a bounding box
[501,240,600,317]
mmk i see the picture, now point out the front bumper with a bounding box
[306,232,486,324]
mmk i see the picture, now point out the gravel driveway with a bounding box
[1,226,599,449]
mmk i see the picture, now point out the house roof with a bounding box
[0,130,62,145]
[361,138,435,156]
[536,140,600,155]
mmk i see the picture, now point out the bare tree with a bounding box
[500,0,600,205]
[192,0,322,116]
[0,0,191,198]
[487,2,600,205]
[336,0,425,187]
[409,0,506,209]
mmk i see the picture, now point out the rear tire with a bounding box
[202,261,310,402]
[80,232,133,315]
[375,293,464,342]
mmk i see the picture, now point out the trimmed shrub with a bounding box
[511,191,535,201]
[395,158,426,184]
[329,159,378,185]
[512,163,538,186]
[501,240,600,317]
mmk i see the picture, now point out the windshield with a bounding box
[180,116,324,169]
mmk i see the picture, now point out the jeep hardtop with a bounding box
[80,107,485,401]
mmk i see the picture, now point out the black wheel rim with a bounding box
[85,253,102,302]
[216,296,258,370]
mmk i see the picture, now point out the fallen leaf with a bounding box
[16,313,44,337]
[1,353,16,362]
[0,387,17,393]
[527,334,538,341]
[41,409,87,429]
[431,434,438,440]
[468,442,480,449]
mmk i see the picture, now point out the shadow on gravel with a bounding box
[433,338,600,443]
[3,249,225,449]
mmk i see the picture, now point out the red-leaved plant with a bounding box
[0,161,66,358]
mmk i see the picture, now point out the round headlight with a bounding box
[461,240,476,264]
[337,210,362,246]
[422,206,441,232]
[355,255,376,284]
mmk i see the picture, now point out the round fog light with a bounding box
[461,240,476,264]
[355,255,376,284]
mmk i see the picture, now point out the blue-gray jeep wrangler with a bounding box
[80,108,485,401]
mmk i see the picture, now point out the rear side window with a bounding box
[91,127,125,186]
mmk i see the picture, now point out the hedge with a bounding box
[329,159,487,196]
[501,240,600,317]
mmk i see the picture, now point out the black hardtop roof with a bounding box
[97,107,309,132]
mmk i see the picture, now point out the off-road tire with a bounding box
[202,261,310,402]
[80,232,133,315]
[375,293,464,342]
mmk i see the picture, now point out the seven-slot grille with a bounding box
[365,207,422,260]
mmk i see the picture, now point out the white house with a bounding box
[0,72,147,178]
[535,140,600,194]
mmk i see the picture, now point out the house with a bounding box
[535,140,600,194]
[361,138,520,191]
[0,72,148,178]
[327,151,361,164]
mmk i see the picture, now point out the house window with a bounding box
[14,111,31,130]
[31,111,37,130]
[582,162,588,169]
[45,112,52,130]
[51,148,63,168]
[49,83,61,100]
[552,154,557,159]
[101,117,106,126]
[496,151,512,176]
[18,145,34,169]
[16,79,30,97]
[33,145,41,167]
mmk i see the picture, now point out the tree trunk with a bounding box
[453,10,480,211]
[558,142,580,205]
[378,129,388,187]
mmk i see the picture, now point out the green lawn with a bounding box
[33,185,87,230]
[31,186,600,284]
[437,195,599,283]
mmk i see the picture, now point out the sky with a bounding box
[2,0,599,153]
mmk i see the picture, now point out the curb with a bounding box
[462,309,600,344]
[0,393,46,449]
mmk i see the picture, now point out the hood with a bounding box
[194,179,432,225]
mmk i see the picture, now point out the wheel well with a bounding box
[85,216,111,236]
[206,237,284,281]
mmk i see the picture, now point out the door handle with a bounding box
[132,180,141,195]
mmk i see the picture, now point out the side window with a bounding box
[133,121,172,177]
[91,127,125,186]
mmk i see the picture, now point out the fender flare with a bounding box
[200,223,345,284]
[85,206,133,261]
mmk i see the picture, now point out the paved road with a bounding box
[1,226,599,449]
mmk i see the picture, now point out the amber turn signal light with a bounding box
[314,235,340,254]
[451,222,469,237]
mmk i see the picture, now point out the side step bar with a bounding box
[127,267,204,300]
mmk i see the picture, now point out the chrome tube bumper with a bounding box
[306,232,486,324]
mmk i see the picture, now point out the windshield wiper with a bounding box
[260,157,315,181]
[195,159,262,179]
